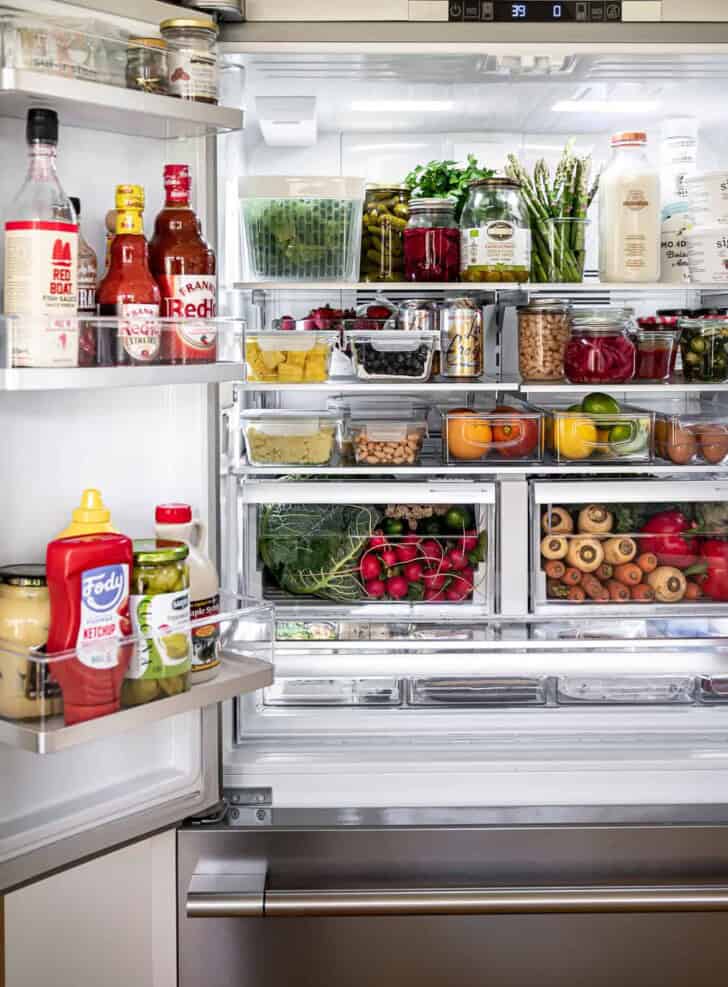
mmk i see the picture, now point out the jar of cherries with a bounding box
[404,198,460,282]
[564,309,636,385]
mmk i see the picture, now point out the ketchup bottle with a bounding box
[46,532,134,725]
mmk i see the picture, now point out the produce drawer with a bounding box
[532,480,728,614]
[238,480,495,614]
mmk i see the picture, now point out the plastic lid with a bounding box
[133,538,189,564]
[71,489,113,526]
[239,176,365,200]
[116,184,144,211]
[0,564,46,588]
[612,131,647,145]
[26,108,57,146]
[365,183,410,192]
[242,410,339,422]
[156,503,192,524]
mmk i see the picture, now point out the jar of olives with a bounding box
[360,185,410,282]
[679,319,728,382]
[122,539,192,707]
[460,177,531,283]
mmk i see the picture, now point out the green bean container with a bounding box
[123,539,192,707]
[361,184,410,282]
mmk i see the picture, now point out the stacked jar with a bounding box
[360,185,410,282]
[564,309,637,385]
[459,177,531,283]
[517,300,571,381]
[404,198,460,282]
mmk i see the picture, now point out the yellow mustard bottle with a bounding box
[56,489,117,539]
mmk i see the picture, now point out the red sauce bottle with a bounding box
[46,532,134,725]
[97,184,161,366]
[149,164,217,364]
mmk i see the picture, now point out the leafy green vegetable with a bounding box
[695,502,728,534]
[259,503,381,601]
[404,155,494,221]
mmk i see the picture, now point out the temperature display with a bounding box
[494,1,579,18]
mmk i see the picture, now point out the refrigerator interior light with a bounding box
[552,99,661,113]
[351,100,456,112]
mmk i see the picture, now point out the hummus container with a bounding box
[686,172,728,227]
[242,411,341,466]
[686,226,728,283]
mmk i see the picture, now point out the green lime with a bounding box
[609,423,632,444]
[567,403,583,413]
[419,516,443,536]
[583,393,621,415]
[445,506,474,532]
[382,517,405,536]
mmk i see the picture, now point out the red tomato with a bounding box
[492,405,539,460]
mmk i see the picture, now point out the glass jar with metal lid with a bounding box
[460,177,531,283]
[360,184,411,282]
[160,17,219,104]
[679,318,728,383]
[565,309,636,384]
[404,198,460,282]
[517,299,571,381]
[126,37,168,95]
[122,539,192,708]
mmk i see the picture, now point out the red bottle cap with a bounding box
[164,164,191,205]
[156,503,192,523]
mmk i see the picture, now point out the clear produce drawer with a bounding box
[237,480,495,615]
[532,480,728,615]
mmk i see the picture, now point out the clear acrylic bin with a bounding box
[409,676,547,706]
[349,419,428,466]
[242,411,341,466]
[654,405,728,467]
[264,677,402,706]
[442,399,544,464]
[244,330,336,383]
[557,675,695,705]
[348,330,437,383]
[328,395,432,463]
[542,403,654,464]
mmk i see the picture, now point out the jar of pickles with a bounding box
[459,177,531,283]
[360,185,410,282]
[564,310,636,384]
[122,539,192,707]
[679,319,728,382]
[404,198,460,282]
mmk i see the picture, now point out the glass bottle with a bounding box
[70,196,99,367]
[3,107,79,368]
[149,164,217,364]
[97,184,162,366]
[404,198,460,282]
[459,177,531,283]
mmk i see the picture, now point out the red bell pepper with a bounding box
[639,510,699,569]
[689,540,728,602]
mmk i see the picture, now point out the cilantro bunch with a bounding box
[404,154,494,220]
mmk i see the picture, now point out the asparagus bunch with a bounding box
[506,143,600,283]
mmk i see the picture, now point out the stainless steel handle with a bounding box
[186,882,728,918]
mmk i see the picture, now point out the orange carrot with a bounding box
[606,579,630,602]
[563,567,582,586]
[614,563,643,587]
[685,581,703,601]
[567,586,586,602]
[596,562,614,582]
[582,574,607,600]
[544,559,567,580]
[631,583,656,602]
[636,553,658,574]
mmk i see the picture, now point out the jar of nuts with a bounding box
[350,421,427,466]
[517,299,571,381]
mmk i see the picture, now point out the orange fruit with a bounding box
[447,409,493,460]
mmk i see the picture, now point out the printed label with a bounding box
[127,588,191,680]
[661,213,691,285]
[78,257,97,313]
[119,302,161,362]
[76,563,130,670]
[460,224,531,271]
[623,188,651,212]
[159,274,217,359]
[168,49,217,101]
[191,593,220,671]
[4,220,79,367]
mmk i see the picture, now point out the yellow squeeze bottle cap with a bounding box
[72,488,112,525]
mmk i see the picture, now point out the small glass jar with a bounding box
[517,299,571,381]
[564,311,636,384]
[679,319,728,383]
[160,17,218,104]
[635,330,677,383]
[126,37,168,95]
[404,198,460,282]
[459,177,531,283]
[360,185,410,282]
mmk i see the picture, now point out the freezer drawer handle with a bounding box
[186,881,728,918]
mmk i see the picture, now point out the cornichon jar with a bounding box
[122,539,192,708]
[360,184,410,282]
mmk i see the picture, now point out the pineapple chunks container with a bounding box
[245,331,335,383]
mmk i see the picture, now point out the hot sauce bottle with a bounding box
[149,164,217,364]
[97,184,161,366]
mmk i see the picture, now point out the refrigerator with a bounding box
[5,0,728,984]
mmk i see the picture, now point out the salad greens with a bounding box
[404,155,494,220]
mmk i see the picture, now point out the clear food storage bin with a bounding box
[328,395,432,463]
[442,400,544,464]
[245,331,336,383]
[348,331,437,382]
[349,419,428,466]
[654,404,728,466]
[543,403,654,464]
[239,176,365,282]
[242,411,341,466]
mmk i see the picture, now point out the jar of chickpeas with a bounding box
[517,299,571,381]
[360,185,410,282]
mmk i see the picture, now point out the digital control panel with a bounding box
[448,1,622,21]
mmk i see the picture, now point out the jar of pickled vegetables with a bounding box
[679,319,728,383]
[459,177,531,283]
[122,539,192,707]
[564,311,636,384]
[404,198,460,282]
[360,185,410,282]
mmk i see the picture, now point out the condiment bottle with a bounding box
[155,503,220,682]
[149,165,217,364]
[56,489,117,540]
[97,184,162,366]
[70,196,99,366]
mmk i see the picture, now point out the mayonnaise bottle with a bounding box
[155,504,220,682]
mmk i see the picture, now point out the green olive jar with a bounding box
[122,539,192,708]
[360,184,410,282]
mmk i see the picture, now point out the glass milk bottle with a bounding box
[599,132,661,283]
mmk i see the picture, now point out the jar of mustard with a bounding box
[0,565,62,721]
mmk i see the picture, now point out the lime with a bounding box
[567,403,583,412]
[383,517,405,536]
[609,423,632,444]
[445,506,474,532]
[582,393,621,415]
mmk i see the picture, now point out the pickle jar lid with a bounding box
[0,564,47,587]
[133,539,189,564]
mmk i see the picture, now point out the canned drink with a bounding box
[440,296,483,378]
[397,298,437,333]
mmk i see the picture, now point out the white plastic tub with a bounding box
[685,226,728,283]
[239,176,365,282]
[686,171,728,227]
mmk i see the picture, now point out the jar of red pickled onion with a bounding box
[404,198,460,282]
[564,311,636,384]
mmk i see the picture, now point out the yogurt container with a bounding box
[686,225,728,283]
[686,171,728,227]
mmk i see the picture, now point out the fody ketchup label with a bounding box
[119,302,161,363]
[4,220,79,367]
[77,563,130,670]
[159,274,217,360]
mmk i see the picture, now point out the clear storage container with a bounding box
[517,299,570,381]
[348,331,437,382]
[245,331,336,383]
[360,184,410,282]
[239,177,365,282]
[327,396,432,463]
[349,420,428,466]
[564,311,637,385]
[654,405,728,466]
[442,401,544,464]
[242,411,341,466]
[679,319,728,383]
[544,404,654,463]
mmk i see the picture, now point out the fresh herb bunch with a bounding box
[505,140,600,283]
[404,154,494,220]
